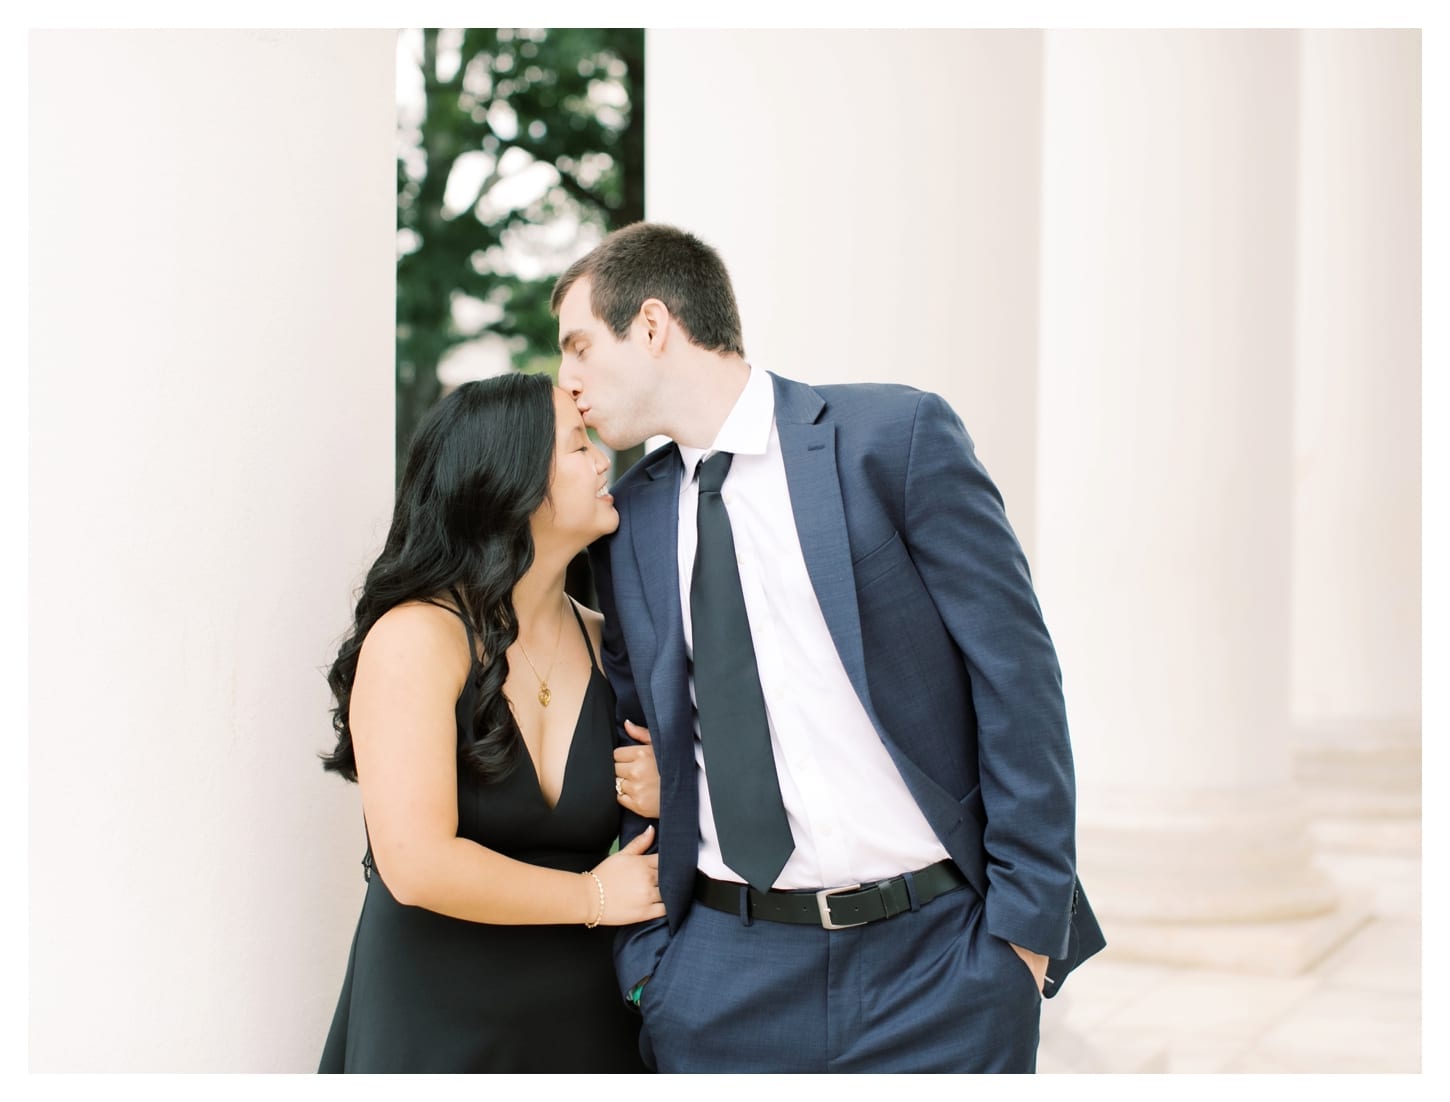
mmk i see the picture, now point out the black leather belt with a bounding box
[693,859,968,929]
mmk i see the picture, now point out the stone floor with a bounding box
[1038,820,1422,1074]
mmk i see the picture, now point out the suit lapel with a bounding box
[629,447,691,744]
[773,375,877,723]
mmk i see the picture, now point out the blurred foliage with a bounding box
[396,28,645,476]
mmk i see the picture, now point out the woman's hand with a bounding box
[589,824,665,925]
[613,720,659,819]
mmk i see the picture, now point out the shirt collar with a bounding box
[678,364,774,479]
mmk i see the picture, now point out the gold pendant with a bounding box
[538,683,551,708]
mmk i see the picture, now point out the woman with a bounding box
[318,372,663,1073]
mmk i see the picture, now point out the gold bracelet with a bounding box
[583,870,605,928]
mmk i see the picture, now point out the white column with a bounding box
[30,31,396,1070]
[1291,31,1421,837]
[646,29,1046,558]
[1035,31,1359,971]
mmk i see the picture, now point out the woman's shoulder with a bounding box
[372,596,467,631]
[360,600,473,679]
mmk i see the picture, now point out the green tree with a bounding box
[396,27,645,475]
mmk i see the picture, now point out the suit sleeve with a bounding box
[902,391,1078,958]
[588,532,672,1001]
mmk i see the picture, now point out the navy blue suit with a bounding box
[590,373,1104,1071]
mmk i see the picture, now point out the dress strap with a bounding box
[566,595,601,674]
[444,592,485,724]
[441,587,477,657]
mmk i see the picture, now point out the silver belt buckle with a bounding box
[815,883,866,929]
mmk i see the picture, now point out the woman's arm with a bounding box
[578,602,661,820]
[350,601,662,926]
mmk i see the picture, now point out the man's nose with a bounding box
[557,364,581,396]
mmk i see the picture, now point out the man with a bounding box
[553,223,1103,1073]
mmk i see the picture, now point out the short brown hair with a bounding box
[550,222,745,357]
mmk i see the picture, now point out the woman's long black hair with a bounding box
[321,371,556,783]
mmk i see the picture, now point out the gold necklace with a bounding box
[515,595,568,707]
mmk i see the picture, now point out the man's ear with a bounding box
[638,298,672,357]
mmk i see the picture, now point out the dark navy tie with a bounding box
[690,451,795,892]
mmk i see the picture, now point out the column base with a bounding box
[1098,904,1371,976]
[1293,719,1421,855]
[1078,784,1341,922]
[1077,784,1372,974]
[1307,816,1420,855]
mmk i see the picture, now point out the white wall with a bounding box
[646,29,1046,559]
[1030,30,1345,929]
[1035,29,1302,800]
[1291,31,1421,734]
[29,30,396,1071]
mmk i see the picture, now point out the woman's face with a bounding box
[532,386,619,550]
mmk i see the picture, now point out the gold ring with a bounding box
[615,777,624,797]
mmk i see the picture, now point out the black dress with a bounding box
[319,601,647,1073]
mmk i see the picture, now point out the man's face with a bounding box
[556,278,656,451]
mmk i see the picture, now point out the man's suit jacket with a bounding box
[590,372,1105,999]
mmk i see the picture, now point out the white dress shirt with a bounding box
[677,365,951,890]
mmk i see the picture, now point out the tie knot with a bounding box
[697,450,734,494]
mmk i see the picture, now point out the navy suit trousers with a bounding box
[637,884,1042,1073]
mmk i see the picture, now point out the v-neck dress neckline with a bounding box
[516,598,602,813]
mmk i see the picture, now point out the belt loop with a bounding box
[738,883,753,927]
[902,869,921,912]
